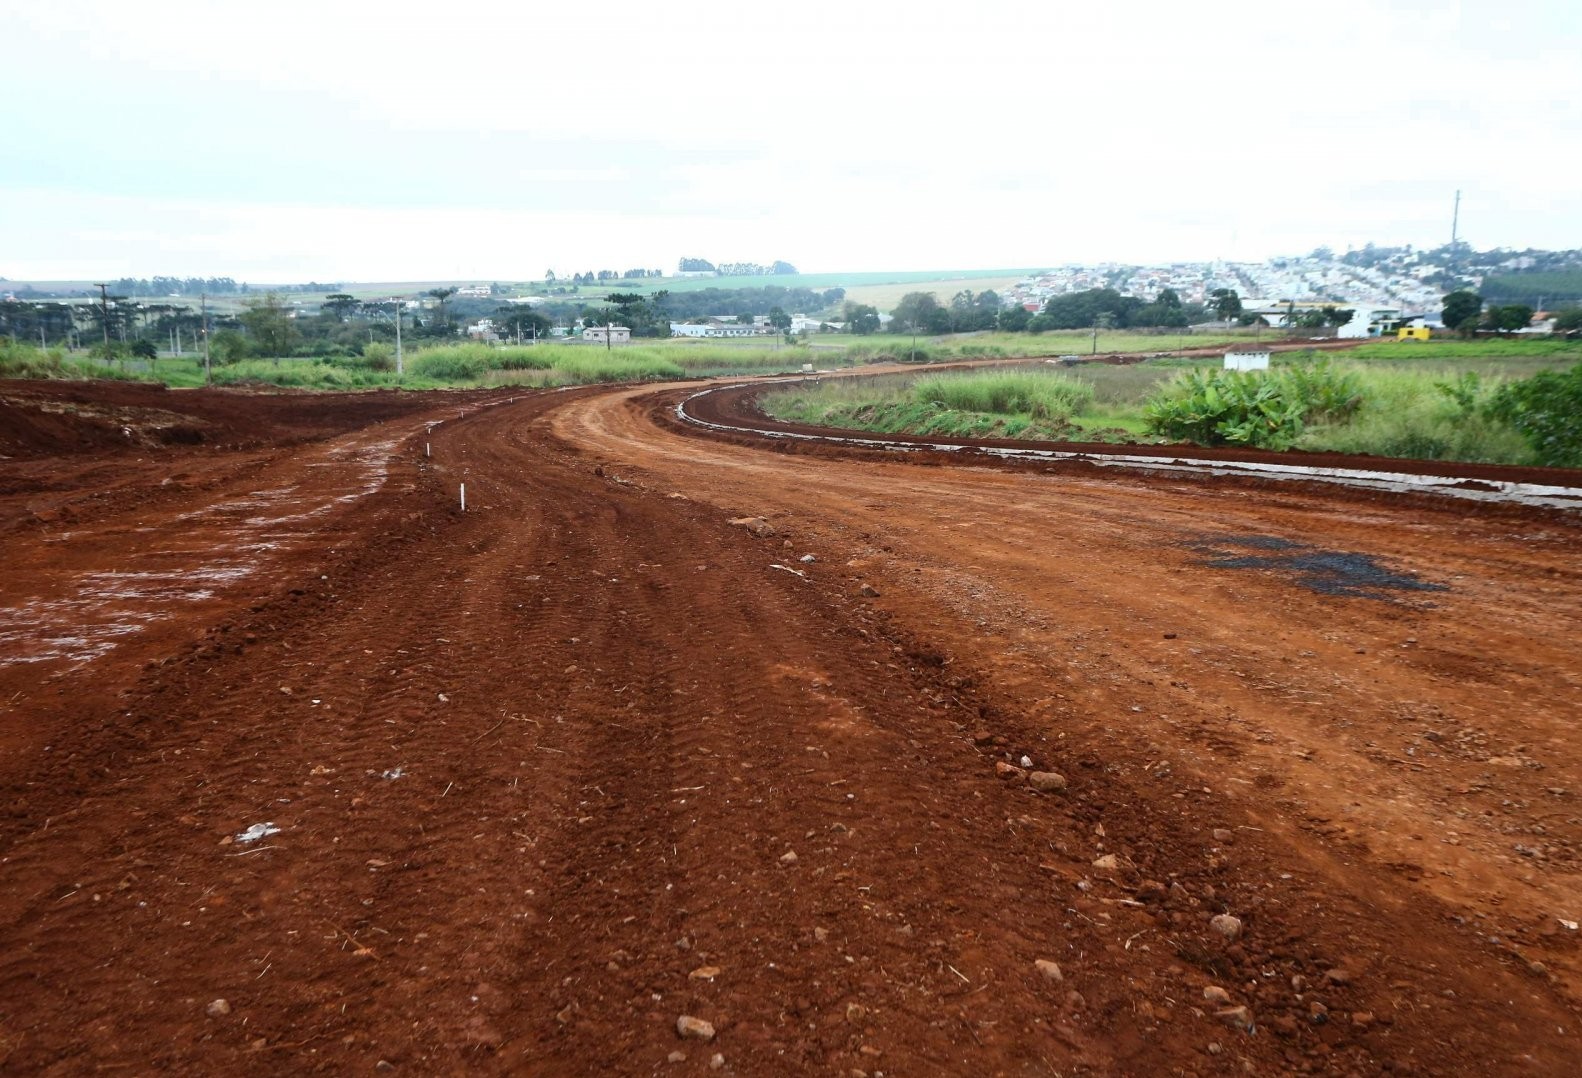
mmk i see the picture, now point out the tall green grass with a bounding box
[760,354,1574,466]
[1345,338,1582,362]
[763,368,1099,440]
[0,340,146,380]
[912,370,1094,421]
[1296,366,1532,463]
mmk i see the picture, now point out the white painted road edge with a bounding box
[675,381,1582,512]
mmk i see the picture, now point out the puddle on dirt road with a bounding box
[1188,534,1449,600]
[0,426,410,672]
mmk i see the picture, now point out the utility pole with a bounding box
[393,299,404,376]
[606,321,613,354]
[201,293,212,384]
[1450,188,1461,249]
[94,283,111,350]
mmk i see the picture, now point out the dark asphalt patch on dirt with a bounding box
[1189,534,1448,599]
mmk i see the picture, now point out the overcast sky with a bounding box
[4,0,1580,282]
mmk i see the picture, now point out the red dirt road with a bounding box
[1,378,1579,1075]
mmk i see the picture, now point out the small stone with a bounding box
[1212,828,1234,844]
[1529,960,1548,975]
[205,999,232,1017]
[779,850,798,866]
[813,927,830,942]
[1163,632,1178,639]
[1029,771,1067,793]
[1092,854,1119,871]
[845,1002,866,1023]
[1203,986,1232,1005]
[1208,1042,1223,1055]
[1135,879,1166,903]
[1309,1002,1329,1024]
[971,729,994,745]
[1324,968,1352,986]
[676,1015,716,1041]
[1217,1005,1254,1032]
[860,584,880,598]
[995,761,1026,780]
[556,1004,575,1024]
[1351,1011,1375,1029]
[1034,959,1063,983]
[710,1054,725,1069]
[800,554,816,563]
[1209,914,1243,941]
[1064,990,1086,1010]
[690,966,722,981]
[729,516,775,538]
[668,1050,688,1063]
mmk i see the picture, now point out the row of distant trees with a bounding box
[1441,290,1581,336]
[546,269,664,285]
[871,287,1235,336]
[677,258,799,276]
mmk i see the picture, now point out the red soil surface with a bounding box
[1,377,1579,1075]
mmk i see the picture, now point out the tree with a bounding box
[1441,290,1482,330]
[844,302,880,335]
[1039,288,1140,330]
[1210,288,1242,322]
[210,329,250,363]
[890,292,942,334]
[130,339,157,361]
[767,306,792,339]
[1552,308,1582,336]
[1492,304,1534,334]
[997,305,1031,332]
[427,287,458,335]
[494,305,552,342]
[322,293,359,322]
[238,292,300,363]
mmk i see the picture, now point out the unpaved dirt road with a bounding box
[1,377,1579,1076]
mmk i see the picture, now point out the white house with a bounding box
[668,321,764,338]
[1337,307,1404,339]
[582,325,631,344]
[1223,349,1271,371]
[789,314,832,334]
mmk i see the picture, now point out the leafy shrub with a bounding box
[359,341,394,371]
[1485,363,1582,467]
[1143,362,1362,449]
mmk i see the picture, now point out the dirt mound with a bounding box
[0,379,449,459]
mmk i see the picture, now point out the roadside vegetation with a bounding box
[761,345,1582,467]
